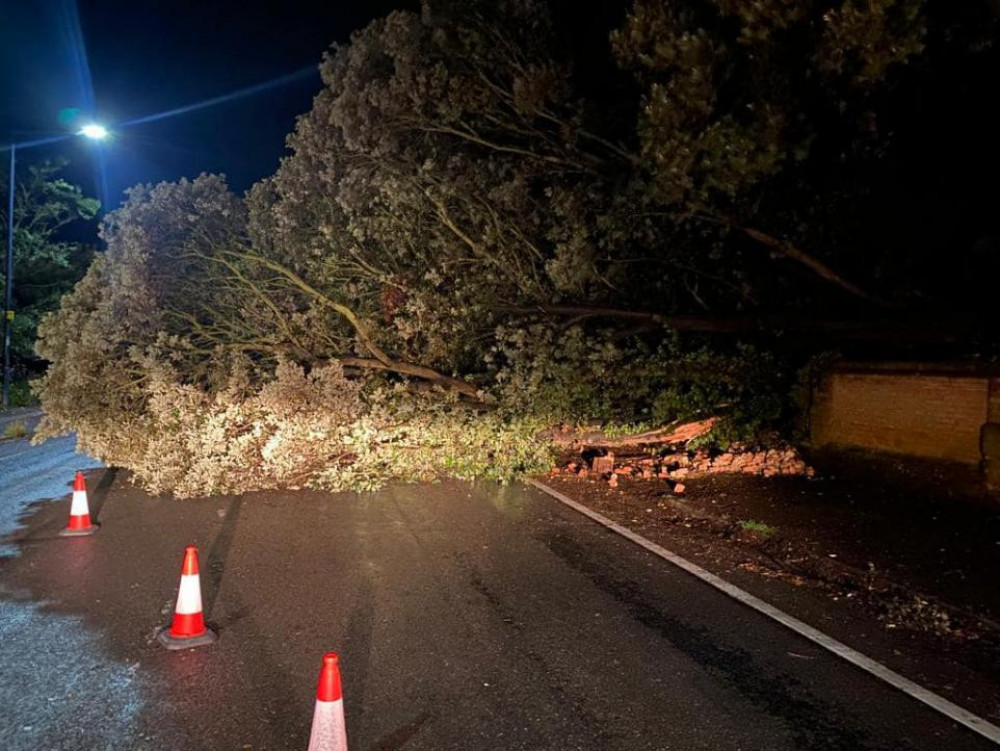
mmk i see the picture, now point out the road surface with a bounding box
[0,432,994,750]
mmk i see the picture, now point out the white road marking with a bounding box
[528,478,1000,746]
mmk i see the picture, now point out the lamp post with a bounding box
[2,123,108,409]
[3,144,14,410]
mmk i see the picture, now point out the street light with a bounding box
[78,123,109,141]
[3,123,109,409]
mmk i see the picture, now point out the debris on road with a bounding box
[540,467,1000,655]
[547,417,814,492]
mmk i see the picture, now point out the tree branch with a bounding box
[737,225,890,307]
[212,249,483,399]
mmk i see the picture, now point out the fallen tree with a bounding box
[35,0,983,497]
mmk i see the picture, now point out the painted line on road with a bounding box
[528,478,1000,746]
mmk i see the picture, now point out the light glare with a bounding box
[78,123,108,140]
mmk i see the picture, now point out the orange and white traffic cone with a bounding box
[307,652,348,751]
[60,471,99,536]
[157,545,217,650]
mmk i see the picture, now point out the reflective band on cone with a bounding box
[308,652,348,751]
[170,571,206,637]
[60,471,98,536]
[157,545,217,650]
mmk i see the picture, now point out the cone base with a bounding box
[156,626,217,650]
[60,523,100,537]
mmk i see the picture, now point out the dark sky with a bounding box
[1,0,416,211]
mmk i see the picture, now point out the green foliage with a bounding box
[8,379,39,408]
[33,175,249,444]
[0,159,99,364]
[490,326,788,446]
[613,0,926,212]
[312,393,554,493]
[36,352,551,497]
[737,519,776,536]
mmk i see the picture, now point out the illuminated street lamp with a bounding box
[3,123,109,408]
[78,123,109,140]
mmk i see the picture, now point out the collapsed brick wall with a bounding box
[811,370,990,464]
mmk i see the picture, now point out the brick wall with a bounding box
[811,369,990,464]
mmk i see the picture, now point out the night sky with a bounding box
[1,0,416,212]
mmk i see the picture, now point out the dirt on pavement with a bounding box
[539,447,1000,722]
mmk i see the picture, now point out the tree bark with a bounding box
[547,418,717,447]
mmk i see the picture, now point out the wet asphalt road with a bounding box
[0,435,995,750]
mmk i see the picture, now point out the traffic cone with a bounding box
[157,545,217,650]
[307,652,348,751]
[60,471,99,536]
